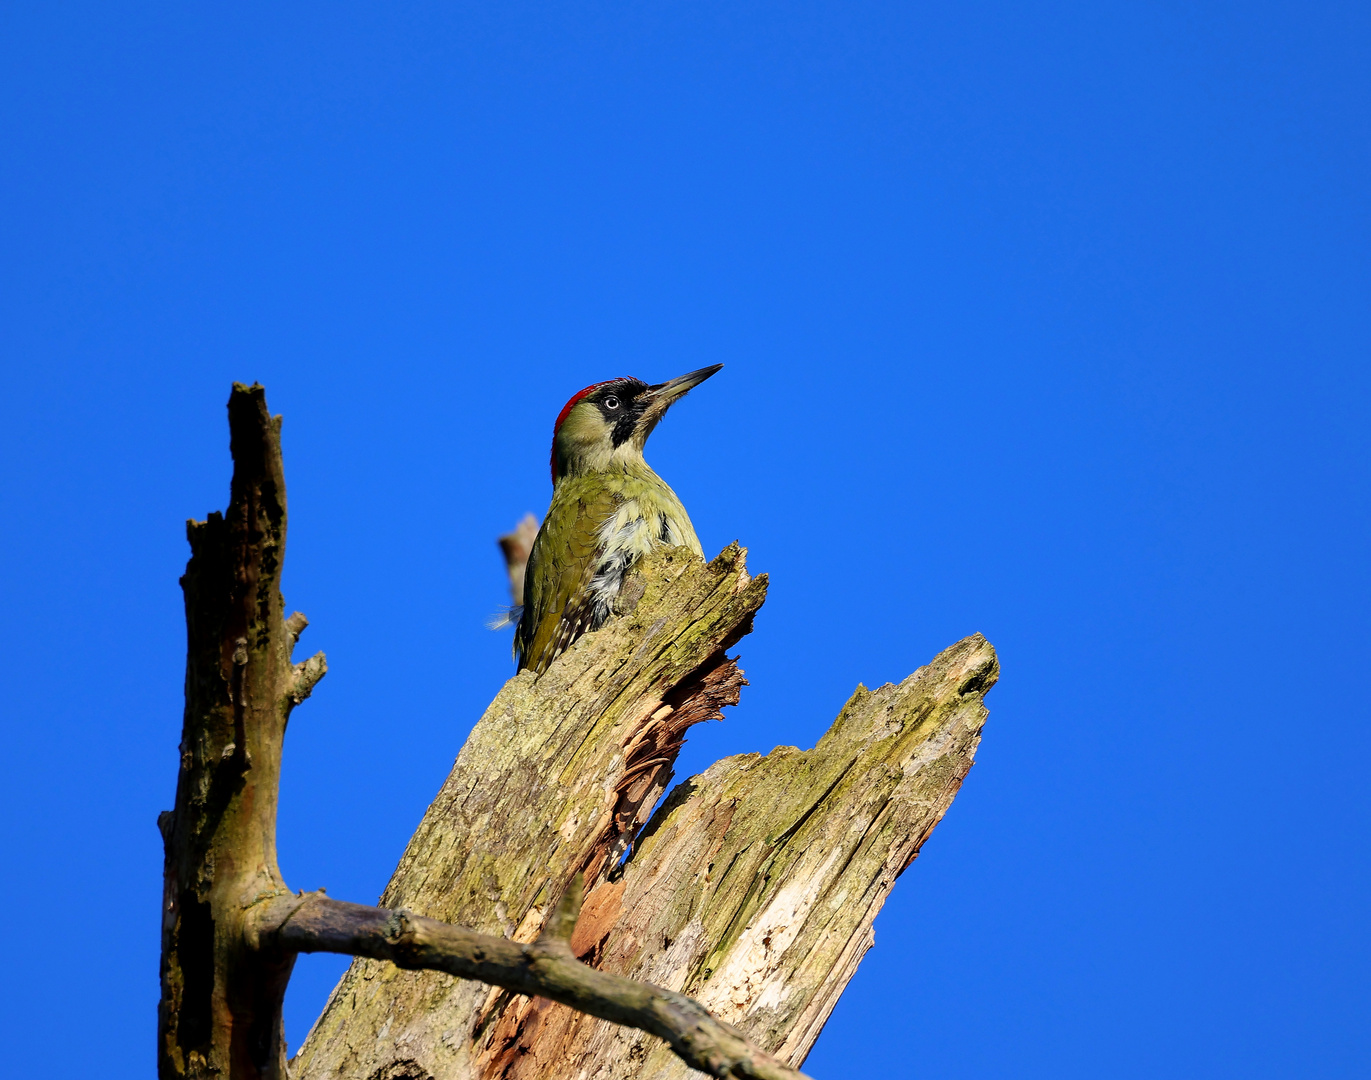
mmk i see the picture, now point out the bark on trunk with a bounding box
[158,384,327,1080]
[294,545,997,1080]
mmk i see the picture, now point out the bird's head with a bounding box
[550,364,723,483]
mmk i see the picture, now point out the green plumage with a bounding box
[515,463,702,674]
[512,365,720,674]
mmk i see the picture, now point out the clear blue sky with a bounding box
[1,3,1366,1076]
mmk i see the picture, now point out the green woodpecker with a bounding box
[513,364,723,674]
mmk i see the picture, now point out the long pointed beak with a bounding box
[643,364,724,411]
[632,364,723,444]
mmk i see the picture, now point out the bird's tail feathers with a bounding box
[486,605,524,631]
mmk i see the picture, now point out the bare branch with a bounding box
[498,512,540,606]
[284,611,309,644]
[288,651,327,704]
[249,893,811,1080]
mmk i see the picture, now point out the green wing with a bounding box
[516,480,619,674]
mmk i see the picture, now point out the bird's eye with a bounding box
[603,395,621,410]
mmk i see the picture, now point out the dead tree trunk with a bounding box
[291,552,998,1072]
[158,387,326,1080]
[158,385,815,1080]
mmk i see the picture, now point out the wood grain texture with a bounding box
[518,627,1003,1074]
[513,633,998,1079]
[294,538,996,1080]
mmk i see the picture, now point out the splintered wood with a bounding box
[292,546,996,1080]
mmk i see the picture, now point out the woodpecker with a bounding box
[513,364,723,674]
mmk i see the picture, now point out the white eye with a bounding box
[604,395,621,410]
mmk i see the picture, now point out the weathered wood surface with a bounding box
[523,633,997,1079]
[293,539,997,1079]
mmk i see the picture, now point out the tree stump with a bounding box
[293,543,997,1080]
